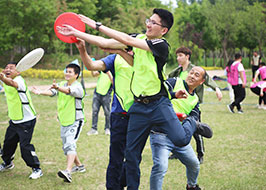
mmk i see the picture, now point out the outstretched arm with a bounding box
[31,86,53,96]
[79,14,150,51]
[101,48,134,66]
[75,39,107,71]
[57,25,126,50]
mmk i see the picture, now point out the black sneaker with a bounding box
[0,162,15,172]
[186,184,201,190]
[196,121,213,138]
[198,155,204,164]
[237,109,244,114]
[227,104,235,113]
[168,153,179,160]
[58,170,72,183]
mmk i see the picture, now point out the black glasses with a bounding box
[145,18,166,27]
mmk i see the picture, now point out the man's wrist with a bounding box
[95,22,102,31]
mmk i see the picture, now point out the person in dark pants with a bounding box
[57,9,212,190]
[0,62,42,179]
[251,51,261,80]
[226,53,246,113]
[75,38,134,190]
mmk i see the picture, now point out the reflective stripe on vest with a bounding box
[96,72,112,95]
[114,55,134,112]
[171,78,198,115]
[3,76,36,120]
[57,81,85,126]
[131,34,167,97]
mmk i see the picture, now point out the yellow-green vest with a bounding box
[179,70,188,80]
[114,54,134,112]
[96,72,112,95]
[3,76,36,120]
[131,34,168,97]
[57,81,85,126]
[171,78,198,115]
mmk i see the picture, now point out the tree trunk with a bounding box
[222,38,228,68]
[70,43,73,56]
[204,49,207,67]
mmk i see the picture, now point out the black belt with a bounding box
[134,96,161,104]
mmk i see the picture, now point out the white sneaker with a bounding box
[0,162,14,172]
[29,168,43,179]
[257,104,263,109]
[105,128,110,135]
[58,170,72,183]
[87,129,98,135]
[71,164,86,173]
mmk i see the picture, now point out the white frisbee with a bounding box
[16,48,44,72]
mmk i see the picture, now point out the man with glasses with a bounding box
[57,8,212,190]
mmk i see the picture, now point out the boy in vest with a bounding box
[150,66,209,190]
[57,9,212,189]
[31,61,85,183]
[168,47,222,163]
[0,62,43,179]
[75,38,134,189]
[87,70,112,135]
[226,53,246,114]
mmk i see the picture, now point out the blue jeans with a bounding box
[150,133,200,190]
[125,96,197,190]
[92,90,111,130]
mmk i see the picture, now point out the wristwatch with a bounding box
[95,22,102,31]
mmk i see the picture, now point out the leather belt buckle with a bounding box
[143,98,149,104]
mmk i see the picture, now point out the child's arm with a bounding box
[51,79,70,95]
[0,72,18,89]
[31,86,54,96]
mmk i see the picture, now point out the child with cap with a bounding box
[32,60,86,183]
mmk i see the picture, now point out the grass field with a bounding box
[0,73,266,190]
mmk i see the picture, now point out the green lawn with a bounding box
[0,76,265,190]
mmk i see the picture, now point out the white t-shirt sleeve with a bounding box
[238,64,244,72]
[13,76,26,91]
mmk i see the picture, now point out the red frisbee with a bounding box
[176,112,185,120]
[54,12,85,43]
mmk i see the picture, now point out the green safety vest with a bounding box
[179,70,188,80]
[3,76,36,120]
[131,34,168,97]
[96,72,112,95]
[114,55,134,112]
[57,81,85,126]
[171,78,198,115]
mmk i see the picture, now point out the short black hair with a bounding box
[7,61,17,66]
[235,53,242,60]
[259,62,265,66]
[66,64,80,79]
[153,8,174,33]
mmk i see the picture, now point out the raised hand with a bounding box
[75,38,86,50]
[79,14,96,29]
[51,79,58,89]
[31,86,41,95]
[0,72,5,80]
[56,24,78,36]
